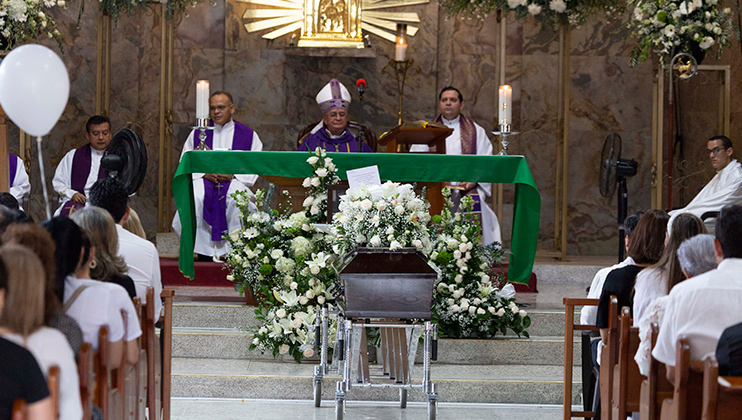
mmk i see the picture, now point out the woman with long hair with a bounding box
[632,213,706,323]
[0,245,81,420]
[70,206,136,299]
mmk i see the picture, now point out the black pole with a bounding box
[617,177,628,263]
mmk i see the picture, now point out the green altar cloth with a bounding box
[172,151,541,284]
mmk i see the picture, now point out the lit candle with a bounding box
[395,38,407,61]
[196,80,209,120]
[498,84,512,126]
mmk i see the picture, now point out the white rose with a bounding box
[454,250,462,259]
[324,157,333,166]
[310,205,320,215]
[447,298,455,306]
[299,296,309,305]
[318,295,325,304]
[454,274,463,283]
[452,304,460,313]
[496,308,506,317]
[303,347,314,358]
[252,338,259,345]
[468,306,477,314]
[271,249,284,259]
[226,274,235,281]
[519,310,527,318]
[394,205,405,215]
[390,240,402,250]
[303,196,314,207]
[511,306,519,314]
[307,156,319,165]
[315,167,328,177]
[412,239,422,249]
[302,224,311,232]
[311,177,321,187]
[488,306,496,314]
[376,201,387,211]
[386,227,395,235]
[459,243,468,253]
[310,265,320,275]
[477,307,486,315]
[290,282,298,290]
[279,344,290,354]
[259,326,268,334]
[370,235,382,247]
[306,289,315,298]
[473,298,482,305]
[276,308,287,318]
[302,177,311,188]
[481,274,490,283]
[361,199,373,210]
[291,318,302,329]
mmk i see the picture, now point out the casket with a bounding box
[338,247,437,320]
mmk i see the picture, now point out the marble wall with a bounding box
[16,0,740,255]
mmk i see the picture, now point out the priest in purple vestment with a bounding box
[171,91,263,259]
[298,79,373,153]
[52,115,110,216]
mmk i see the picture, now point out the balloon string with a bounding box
[36,136,51,220]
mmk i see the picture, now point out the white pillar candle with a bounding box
[196,80,209,120]
[395,39,407,61]
[498,84,512,126]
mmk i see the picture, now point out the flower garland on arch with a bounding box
[0,0,61,51]
[439,0,621,27]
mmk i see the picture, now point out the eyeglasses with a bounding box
[707,146,729,156]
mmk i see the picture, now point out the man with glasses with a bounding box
[668,135,742,233]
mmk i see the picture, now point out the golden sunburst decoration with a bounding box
[238,0,428,46]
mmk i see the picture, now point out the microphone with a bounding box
[356,78,366,101]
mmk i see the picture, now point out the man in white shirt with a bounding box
[411,86,501,245]
[171,91,263,259]
[668,135,742,233]
[653,204,742,382]
[52,115,111,216]
[89,177,163,319]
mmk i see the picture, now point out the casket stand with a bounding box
[313,247,439,420]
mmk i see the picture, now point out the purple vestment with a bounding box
[202,120,254,241]
[60,144,105,217]
[298,126,373,153]
[8,153,17,187]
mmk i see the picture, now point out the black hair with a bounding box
[716,205,742,259]
[439,86,463,102]
[0,253,7,292]
[709,135,733,150]
[89,177,128,223]
[624,210,647,237]
[41,217,84,303]
[210,91,234,104]
[86,115,111,134]
[0,193,19,210]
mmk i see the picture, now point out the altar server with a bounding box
[298,78,373,153]
[8,153,30,207]
[172,91,263,260]
[52,115,110,216]
[411,86,501,245]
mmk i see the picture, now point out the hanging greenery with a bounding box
[439,0,623,27]
[0,0,62,51]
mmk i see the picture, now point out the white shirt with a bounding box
[116,224,162,319]
[635,295,669,377]
[10,154,30,205]
[652,258,742,366]
[52,145,105,202]
[668,159,742,232]
[63,275,142,348]
[580,256,635,325]
[3,327,82,420]
[632,266,668,325]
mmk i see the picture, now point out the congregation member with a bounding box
[90,178,162,317]
[0,256,54,420]
[716,321,742,376]
[0,245,81,420]
[580,210,644,326]
[653,204,742,382]
[70,206,137,299]
[298,79,373,153]
[632,213,706,323]
[8,153,30,207]
[668,135,742,232]
[52,115,111,216]
[1,224,83,356]
[0,193,19,211]
[172,91,263,260]
[43,217,141,366]
[410,86,501,245]
[635,234,717,376]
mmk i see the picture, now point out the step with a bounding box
[171,358,583,405]
[172,303,568,338]
[172,328,581,366]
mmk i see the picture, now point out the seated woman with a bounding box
[634,234,717,376]
[70,206,137,299]
[0,245,81,420]
[298,79,373,153]
[1,224,83,357]
[42,217,141,367]
[632,213,706,323]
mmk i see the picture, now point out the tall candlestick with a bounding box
[498,84,512,126]
[395,39,407,61]
[196,80,209,120]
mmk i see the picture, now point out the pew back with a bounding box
[612,307,643,418]
[562,297,600,420]
[702,356,742,420]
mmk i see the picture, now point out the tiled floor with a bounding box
[170,398,566,419]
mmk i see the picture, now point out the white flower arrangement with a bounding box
[429,188,530,338]
[0,0,61,51]
[332,181,432,256]
[628,0,734,67]
[440,0,620,27]
[302,147,340,223]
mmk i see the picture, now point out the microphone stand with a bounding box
[357,84,364,152]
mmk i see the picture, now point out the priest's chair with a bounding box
[296,121,378,152]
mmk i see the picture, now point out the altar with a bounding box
[173,151,540,284]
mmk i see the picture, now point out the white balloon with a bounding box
[0,44,70,137]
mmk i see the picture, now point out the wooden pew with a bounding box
[96,326,111,419]
[600,296,620,420]
[659,337,704,420]
[612,307,643,419]
[161,288,175,420]
[702,355,742,420]
[640,323,673,420]
[145,287,162,420]
[562,297,599,420]
[134,297,148,420]
[121,308,137,420]
[47,365,60,420]
[78,343,94,420]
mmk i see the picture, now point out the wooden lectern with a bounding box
[378,122,452,215]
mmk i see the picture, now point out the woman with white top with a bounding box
[0,245,82,420]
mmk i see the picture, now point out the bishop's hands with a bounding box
[204,174,234,184]
[71,192,86,204]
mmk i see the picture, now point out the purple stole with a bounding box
[60,144,105,217]
[8,153,17,187]
[202,120,254,241]
[298,127,372,153]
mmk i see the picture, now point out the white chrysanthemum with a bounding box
[549,0,566,13]
[276,257,296,273]
[527,3,542,15]
[507,0,526,7]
